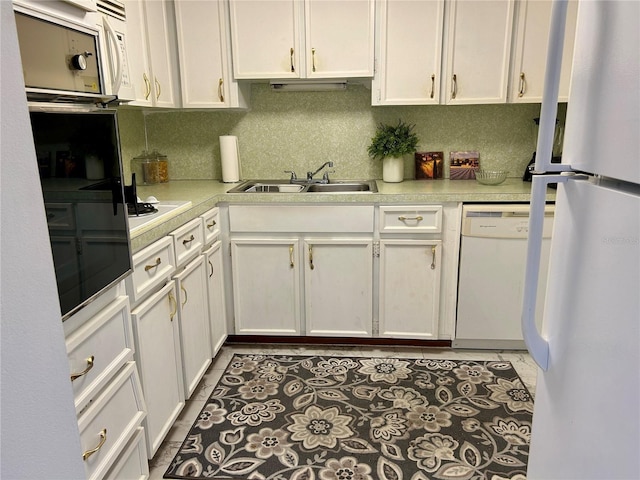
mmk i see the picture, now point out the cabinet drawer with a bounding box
[103,427,149,480]
[78,362,146,480]
[201,207,221,246]
[379,205,442,233]
[171,218,204,268]
[126,236,176,305]
[66,296,134,415]
[45,203,75,230]
[229,205,375,232]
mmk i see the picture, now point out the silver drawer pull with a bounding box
[82,428,107,461]
[182,235,195,246]
[70,355,95,381]
[144,257,161,272]
[398,215,423,222]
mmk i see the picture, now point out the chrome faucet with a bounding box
[307,161,334,183]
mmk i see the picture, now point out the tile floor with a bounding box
[148,344,538,479]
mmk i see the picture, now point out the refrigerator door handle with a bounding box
[522,174,570,370]
[535,0,572,175]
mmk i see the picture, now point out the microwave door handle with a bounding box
[103,17,122,94]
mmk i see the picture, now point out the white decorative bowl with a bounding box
[475,169,508,185]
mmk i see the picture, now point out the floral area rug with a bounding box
[165,355,533,480]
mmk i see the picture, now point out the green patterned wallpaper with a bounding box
[118,83,559,182]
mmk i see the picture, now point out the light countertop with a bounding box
[130,178,554,252]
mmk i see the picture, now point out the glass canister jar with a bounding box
[132,150,169,184]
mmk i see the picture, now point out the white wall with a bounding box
[0,2,85,478]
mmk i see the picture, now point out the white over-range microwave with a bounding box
[13,0,135,103]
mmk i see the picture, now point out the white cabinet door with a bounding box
[444,0,514,104]
[174,0,248,108]
[379,240,442,339]
[130,282,184,458]
[204,241,227,355]
[231,238,301,335]
[229,0,301,79]
[229,0,374,79]
[123,0,153,106]
[304,0,375,78]
[372,0,444,105]
[144,0,179,107]
[304,239,373,337]
[174,256,212,398]
[509,0,578,103]
[125,0,179,107]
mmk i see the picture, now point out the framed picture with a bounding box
[415,151,444,179]
[449,151,479,179]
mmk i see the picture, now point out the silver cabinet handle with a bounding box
[431,245,437,270]
[398,215,423,222]
[312,48,317,72]
[519,72,526,97]
[289,244,295,268]
[308,245,314,270]
[290,47,295,72]
[430,74,435,99]
[207,220,217,230]
[209,260,214,278]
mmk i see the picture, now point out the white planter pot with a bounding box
[382,156,404,183]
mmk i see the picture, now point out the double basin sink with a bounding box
[227,179,378,194]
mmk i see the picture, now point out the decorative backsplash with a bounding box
[118,83,564,182]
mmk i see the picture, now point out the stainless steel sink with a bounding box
[227,180,377,194]
[306,182,376,193]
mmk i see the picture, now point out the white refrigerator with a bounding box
[522,1,640,478]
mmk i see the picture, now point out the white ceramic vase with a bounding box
[382,156,404,183]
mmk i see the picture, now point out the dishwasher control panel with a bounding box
[461,204,555,239]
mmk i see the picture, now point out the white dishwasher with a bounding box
[454,204,554,349]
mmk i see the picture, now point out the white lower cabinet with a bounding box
[231,238,302,335]
[304,239,373,337]
[228,204,376,337]
[379,239,442,339]
[77,362,146,480]
[63,284,149,480]
[130,282,184,459]
[377,204,461,341]
[104,427,149,480]
[174,255,212,398]
[204,240,227,354]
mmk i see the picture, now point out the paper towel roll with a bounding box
[220,135,240,183]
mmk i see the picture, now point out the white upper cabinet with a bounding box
[443,0,514,104]
[174,0,248,108]
[229,0,301,79]
[304,0,375,78]
[229,0,374,79]
[124,0,179,107]
[372,0,444,105]
[509,0,578,103]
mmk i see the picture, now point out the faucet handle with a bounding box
[284,170,297,181]
[322,170,335,182]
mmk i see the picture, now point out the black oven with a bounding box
[29,109,131,320]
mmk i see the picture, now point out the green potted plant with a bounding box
[368,120,419,182]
